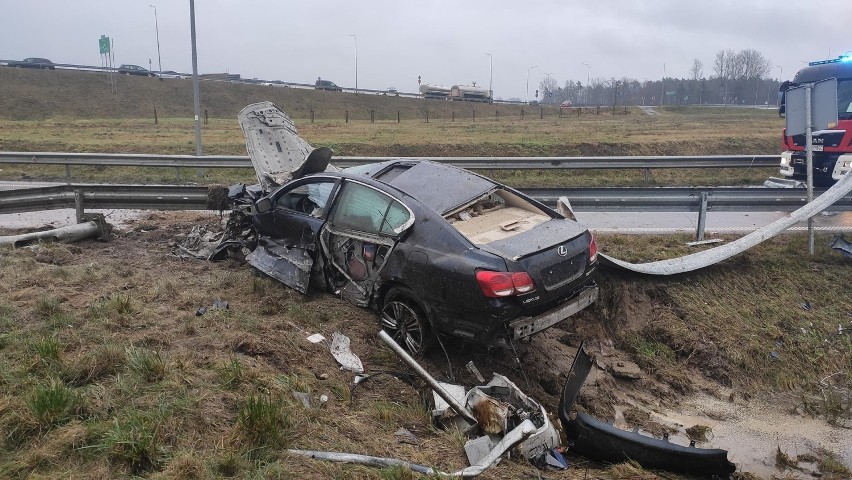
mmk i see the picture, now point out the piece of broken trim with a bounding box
[831,235,852,258]
[558,342,736,476]
[330,332,364,373]
[601,170,852,275]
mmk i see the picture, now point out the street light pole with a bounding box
[149,4,162,74]
[544,72,554,103]
[661,62,665,106]
[348,34,358,94]
[189,0,202,156]
[526,65,538,103]
[485,53,493,102]
[582,63,590,105]
[776,65,783,81]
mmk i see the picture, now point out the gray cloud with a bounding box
[0,0,847,99]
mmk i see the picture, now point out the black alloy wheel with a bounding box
[380,288,432,357]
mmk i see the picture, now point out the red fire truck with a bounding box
[778,55,852,186]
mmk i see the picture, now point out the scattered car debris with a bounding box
[432,382,469,421]
[292,391,312,409]
[464,435,498,466]
[175,225,223,259]
[831,235,852,258]
[0,215,109,247]
[801,301,812,311]
[559,342,736,476]
[379,329,560,469]
[393,427,420,445]
[330,331,364,373]
[466,360,486,383]
[288,420,536,478]
[685,238,725,247]
[214,101,599,356]
[306,333,326,344]
[195,298,229,316]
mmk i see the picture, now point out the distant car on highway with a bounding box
[118,64,153,77]
[560,100,573,109]
[7,58,55,70]
[156,70,185,79]
[385,87,399,95]
[315,78,342,92]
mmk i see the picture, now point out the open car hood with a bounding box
[237,101,338,191]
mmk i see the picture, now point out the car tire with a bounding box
[380,287,434,357]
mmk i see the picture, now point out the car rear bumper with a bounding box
[509,285,598,339]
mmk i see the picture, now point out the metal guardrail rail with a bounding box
[1,184,848,215]
[0,152,780,171]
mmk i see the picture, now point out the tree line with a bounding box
[533,49,781,107]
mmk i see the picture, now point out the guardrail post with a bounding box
[695,192,708,241]
[176,167,181,183]
[397,110,400,123]
[65,164,71,181]
[472,109,475,122]
[496,110,500,120]
[370,110,374,123]
[452,111,455,122]
[345,110,349,123]
[204,109,208,125]
[74,189,84,223]
[310,109,315,123]
[643,168,651,185]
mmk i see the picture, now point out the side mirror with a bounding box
[778,104,786,118]
[255,197,272,214]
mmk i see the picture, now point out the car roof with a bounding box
[343,160,495,214]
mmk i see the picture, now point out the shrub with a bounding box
[101,410,164,473]
[125,346,166,382]
[27,379,79,427]
[237,394,291,451]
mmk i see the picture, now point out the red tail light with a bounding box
[589,234,598,263]
[476,270,537,298]
[511,272,536,293]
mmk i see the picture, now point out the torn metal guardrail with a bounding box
[600,170,852,275]
[559,342,736,476]
[3,184,851,215]
[0,151,780,170]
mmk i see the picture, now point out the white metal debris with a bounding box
[330,331,364,373]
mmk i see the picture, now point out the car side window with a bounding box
[331,183,411,235]
[274,179,336,218]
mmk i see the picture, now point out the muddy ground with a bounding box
[1,211,850,479]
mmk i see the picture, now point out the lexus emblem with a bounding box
[557,245,569,257]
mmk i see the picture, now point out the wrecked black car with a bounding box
[219,102,598,355]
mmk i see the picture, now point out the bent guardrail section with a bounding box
[600,171,852,275]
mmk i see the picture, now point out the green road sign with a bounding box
[665,91,676,96]
[99,35,110,55]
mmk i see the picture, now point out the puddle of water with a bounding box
[652,393,852,478]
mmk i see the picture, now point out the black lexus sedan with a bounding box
[223,102,599,355]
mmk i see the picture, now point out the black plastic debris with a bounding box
[196,298,230,316]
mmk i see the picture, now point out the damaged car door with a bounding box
[248,177,340,293]
[320,180,414,306]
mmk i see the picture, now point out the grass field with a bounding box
[2,68,850,478]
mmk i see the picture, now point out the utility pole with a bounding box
[189,0,202,156]
[582,63,590,105]
[149,4,162,74]
[660,62,665,106]
[348,34,358,94]
[485,53,493,102]
[526,65,538,103]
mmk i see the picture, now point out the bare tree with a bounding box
[690,59,703,81]
[538,76,559,104]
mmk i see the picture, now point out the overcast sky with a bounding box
[1,1,848,99]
